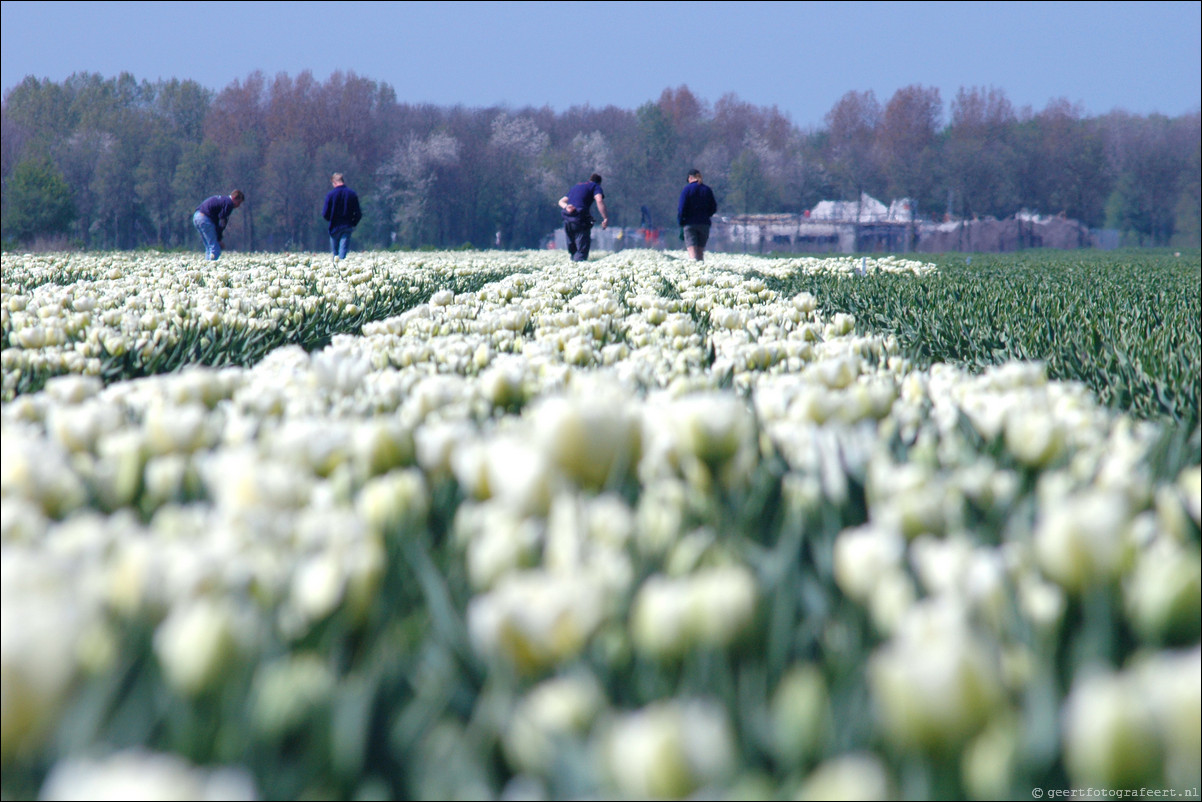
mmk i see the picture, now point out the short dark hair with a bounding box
[590,173,603,184]
[230,189,246,202]
[687,169,702,179]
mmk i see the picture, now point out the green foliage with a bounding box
[2,158,77,243]
[755,251,1202,428]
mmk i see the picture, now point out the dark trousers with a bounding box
[565,221,592,261]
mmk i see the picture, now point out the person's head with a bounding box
[590,173,603,184]
[230,189,245,206]
[687,169,702,183]
[331,173,345,187]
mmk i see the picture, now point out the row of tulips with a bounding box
[1,251,551,399]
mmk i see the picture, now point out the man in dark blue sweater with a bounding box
[677,169,718,261]
[192,190,244,260]
[558,173,609,261]
[322,173,363,260]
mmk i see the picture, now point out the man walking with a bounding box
[677,169,718,261]
[192,190,244,260]
[323,173,362,260]
[558,173,609,261]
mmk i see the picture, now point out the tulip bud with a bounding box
[797,753,892,801]
[771,664,832,764]
[602,700,735,799]
[1034,491,1133,594]
[1062,671,1161,788]
[153,598,241,697]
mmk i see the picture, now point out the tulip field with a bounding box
[1,248,1199,800]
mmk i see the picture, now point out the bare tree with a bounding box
[486,113,554,247]
[944,86,1019,219]
[1101,111,1198,245]
[569,131,613,180]
[877,85,942,216]
[262,138,315,249]
[823,90,883,202]
[378,130,461,247]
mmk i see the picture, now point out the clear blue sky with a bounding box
[2,1,1199,128]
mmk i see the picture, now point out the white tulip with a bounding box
[869,600,1004,752]
[356,469,428,537]
[1034,491,1133,594]
[771,664,832,764]
[1132,648,1202,789]
[1,599,78,762]
[1123,537,1202,643]
[601,699,735,799]
[1179,465,1201,526]
[38,749,258,801]
[250,653,335,737]
[152,597,241,697]
[458,503,542,590]
[502,673,604,775]
[833,524,905,604]
[792,292,817,314]
[796,753,892,801]
[466,571,606,673]
[1004,408,1066,468]
[1062,670,1162,788]
[630,566,757,658]
[534,396,640,491]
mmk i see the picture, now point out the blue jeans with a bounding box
[330,226,353,259]
[193,211,221,260]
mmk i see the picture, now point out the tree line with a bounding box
[2,71,1198,251]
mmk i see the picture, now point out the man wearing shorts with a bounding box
[677,169,718,261]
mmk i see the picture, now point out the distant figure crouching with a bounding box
[192,190,245,261]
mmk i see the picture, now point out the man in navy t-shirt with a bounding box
[558,173,609,261]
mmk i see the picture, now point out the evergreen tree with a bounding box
[2,157,77,243]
